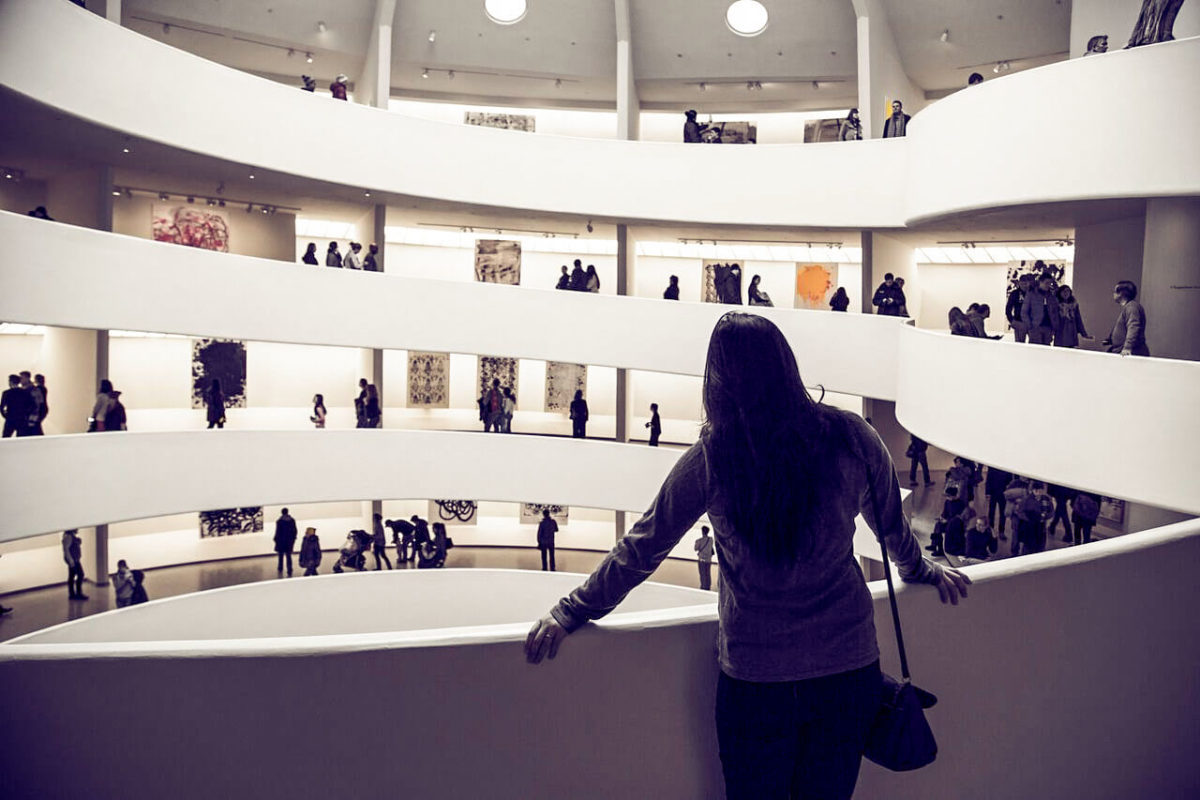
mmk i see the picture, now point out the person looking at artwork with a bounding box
[1006,273,1033,342]
[683,109,709,143]
[663,275,680,300]
[371,513,393,570]
[21,371,44,436]
[882,99,911,138]
[112,559,135,608]
[694,525,714,590]
[1071,492,1101,546]
[310,393,327,428]
[364,384,381,428]
[325,242,342,268]
[363,243,379,272]
[1021,272,1061,346]
[299,527,322,575]
[205,379,226,429]
[343,242,363,270]
[105,390,128,431]
[569,259,587,291]
[906,433,932,487]
[355,378,368,427]
[838,108,861,141]
[871,273,904,316]
[948,307,978,337]
[88,379,114,432]
[537,509,558,572]
[569,389,588,439]
[62,528,87,601]
[301,243,319,265]
[524,313,969,799]
[411,515,431,556]
[645,403,661,447]
[330,74,349,101]
[483,379,505,433]
[1,374,33,437]
[829,287,850,312]
[274,508,298,577]
[1103,280,1150,356]
[556,266,570,290]
[502,387,516,433]
[747,275,773,307]
[584,265,600,293]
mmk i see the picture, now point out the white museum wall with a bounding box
[1070,0,1200,58]
[855,0,928,140]
[870,231,920,322]
[112,193,297,261]
[912,262,1074,334]
[386,242,618,294]
[1072,213,1145,344]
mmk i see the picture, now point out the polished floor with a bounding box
[0,469,1107,644]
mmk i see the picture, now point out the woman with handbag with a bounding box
[525,312,970,799]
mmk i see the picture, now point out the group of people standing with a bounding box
[272,509,452,576]
[302,241,379,271]
[555,259,601,292]
[478,378,517,433]
[1004,271,1149,355]
[1,371,48,437]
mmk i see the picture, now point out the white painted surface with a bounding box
[1070,0,1200,57]
[2,522,1197,799]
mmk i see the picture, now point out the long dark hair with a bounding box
[701,312,829,561]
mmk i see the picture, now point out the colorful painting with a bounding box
[464,111,536,132]
[703,260,743,304]
[475,239,521,285]
[478,356,518,399]
[794,264,835,309]
[152,204,230,252]
[429,500,478,526]
[408,352,450,408]
[191,339,247,409]
[199,507,262,538]
[545,362,587,412]
[521,503,569,525]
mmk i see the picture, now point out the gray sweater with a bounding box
[552,411,941,682]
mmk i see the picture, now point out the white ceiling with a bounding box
[121,0,1071,109]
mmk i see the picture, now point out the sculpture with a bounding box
[1125,0,1186,48]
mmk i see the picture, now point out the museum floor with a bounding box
[0,470,1105,643]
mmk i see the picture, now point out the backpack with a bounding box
[1074,494,1100,522]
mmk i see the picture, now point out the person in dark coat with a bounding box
[325,242,342,268]
[645,403,661,447]
[206,379,225,429]
[829,287,850,312]
[663,275,680,300]
[129,570,149,605]
[1103,280,1150,356]
[363,243,380,272]
[568,259,587,291]
[881,100,910,138]
[984,466,1013,539]
[411,515,431,556]
[906,434,932,486]
[371,513,392,570]
[1071,492,1102,546]
[301,243,319,265]
[536,509,558,572]
[1,374,34,438]
[683,109,708,143]
[274,508,298,576]
[62,528,87,600]
[556,266,571,290]
[964,518,998,560]
[298,527,322,575]
[387,517,416,562]
[1046,484,1074,542]
[569,390,588,438]
[871,274,905,316]
[1021,272,1061,345]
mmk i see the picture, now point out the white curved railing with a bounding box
[2,521,1197,799]
[2,0,1198,228]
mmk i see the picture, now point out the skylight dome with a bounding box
[484,0,527,26]
[726,1,769,37]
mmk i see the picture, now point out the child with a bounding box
[129,570,149,605]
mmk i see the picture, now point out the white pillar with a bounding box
[852,0,925,139]
[615,0,639,140]
[360,0,397,109]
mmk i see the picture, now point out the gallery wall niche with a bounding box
[429,500,478,525]
[521,503,569,525]
[407,351,450,408]
[190,338,247,409]
[199,507,263,538]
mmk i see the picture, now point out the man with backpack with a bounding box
[1071,492,1102,546]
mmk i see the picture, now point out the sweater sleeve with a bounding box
[1125,303,1144,351]
[551,444,708,632]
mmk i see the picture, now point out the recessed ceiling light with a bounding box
[726,1,768,38]
[484,0,527,26]
[428,30,437,43]
[248,173,255,179]
[448,70,455,79]
[122,147,130,153]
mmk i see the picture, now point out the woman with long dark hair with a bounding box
[525,312,969,799]
[310,393,327,428]
[206,379,225,429]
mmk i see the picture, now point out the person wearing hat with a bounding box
[330,74,348,101]
[300,75,316,92]
[683,109,708,143]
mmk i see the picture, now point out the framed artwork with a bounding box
[1099,497,1125,526]
[429,500,478,526]
[464,112,535,132]
[521,503,569,525]
[703,260,743,304]
[408,352,450,408]
[475,239,521,285]
[152,204,230,252]
[794,263,835,309]
[478,356,518,399]
[199,507,262,538]
[1006,259,1067,300]
[191,339,247,409]
[545,362,586,412]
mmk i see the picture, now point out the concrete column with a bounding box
[859,231,874,313]
[1140,198,1200,362]
[94,166,114,586]
[1072,213,1145,347]
[367,202,387,525]
[360,0,397,108]
[614,0,639,140]
[852,0,925,139]
[87,0,121,24]
[614,223,636,540]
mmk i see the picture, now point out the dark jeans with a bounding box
[716,661,881,800]
[303,566,318,576]
[539,545,555,571]
[1073,520,1095,545]
[276,551,292,574]
[908,452,930,484]
[698,560,712,591]
[1050,498,1071,538]
[67,562,85,597]
[1028,327,1053,345]
[207,419,224,429]
[988,495,1007,535]
[373,543,392,570]
[1010,321,1029,343]
[3,420,21,437]
[649,430,660,447]
[572,420,586,438]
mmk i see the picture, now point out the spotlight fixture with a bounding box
[422,68,429,79]
[699,82,706,91]
[162,23,170,34]
[218,199,225,207]
[248,173,255,180]
[262,206,270,214]
[940,29,950,43]
[111,187,121,197]
[812,81,819,90]
[364,191,371,198]
[305,52,313,63]
[317,21,327,33]
[124,188,133,199]
[428,30,437,43]
[586,220,594,233]
[216,181,225,195]
[287,48,295,58]
[993,60,1011,74]
[206,198,216,207]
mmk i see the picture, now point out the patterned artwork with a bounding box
[464,111,536,132]
[408,352,450,408]
[474,239,521,285]
[703,260,743,304]
[191,339,247,409]
[803,117,844,143]
[152,204,230,251]
[795,264,835,309]
[478,356,518,399]
[521,503,569,525]
[199,507,263,538]
[430,500,478,526]
[1006,259,1067,299]
[545,362,587,412]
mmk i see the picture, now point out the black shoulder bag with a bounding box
[861,456,940,771]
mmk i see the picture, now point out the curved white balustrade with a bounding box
[3,523,1198,799]
[0,211,905,400]
[3,0,1198,227]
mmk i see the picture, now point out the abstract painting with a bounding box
[430,500,478,526]
[794,264,835,309]
[521,503,569,525]
[199,507,263,538]
[408,351,450,408]
[545,362,586,412]
[475,239,521,285]
[152,204,230,252]
[1006,259,1067,299]
[191,339,247,409]
[478,356,518,399]
[464,111,536,132]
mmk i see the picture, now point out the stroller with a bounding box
[332,529,373,573]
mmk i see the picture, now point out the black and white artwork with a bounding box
[199,507,263,538]
[191,338,247,409]
[408,352,450,408]
[545,362,586,412]
[521,503,569,525]
[1125,0,1185,48]
[430,500,478,526]
[464,111,536,132]
[703,260,743,304]
[1099,497,1126,526]
[474,239,521,285]
[1005,260,1067,303]
[478,356,518,399]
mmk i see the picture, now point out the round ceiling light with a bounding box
[484,0,527,26]
[726,1,768,37]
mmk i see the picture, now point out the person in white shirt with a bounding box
[343,242,363,270]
